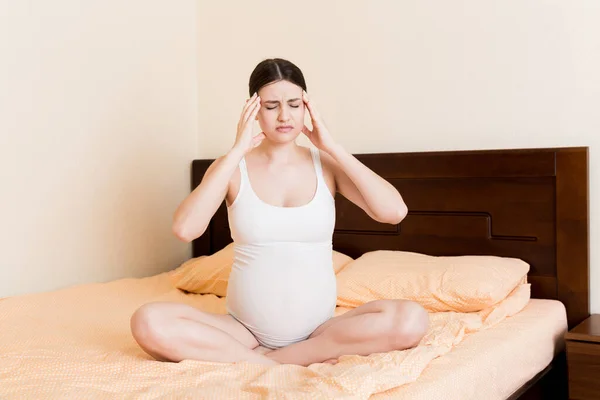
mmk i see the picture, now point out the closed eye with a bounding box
[266,104,301,110]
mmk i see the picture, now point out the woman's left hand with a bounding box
[302,91,337,154]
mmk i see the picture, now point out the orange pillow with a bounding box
[170,243,354,297]
[336,250,529,313]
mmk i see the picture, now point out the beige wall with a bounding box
[197,1,600,312]
[0,1,197,297]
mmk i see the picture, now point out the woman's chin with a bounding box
[265,130,301,143]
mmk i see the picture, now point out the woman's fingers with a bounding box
[245,96,261,124]
[239,93,258,125]
[242,95,261,125]
[302,90,309,103]
[234,95,261,149]
[249,100,261,124]
[302,91,311,116]
[303,90,320,122]
[238,100,260,137]
[302,125,312,136]
[241,93,256,115]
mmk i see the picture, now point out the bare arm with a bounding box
[172,93,265,242]
[321,146,407,224]
[172,149,243,242]
[301,91,407,225]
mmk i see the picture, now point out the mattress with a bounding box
[378,298,567,399]
[0,271,565,399]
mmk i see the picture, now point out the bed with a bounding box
[191,146,590,399]
[0,146,589,399]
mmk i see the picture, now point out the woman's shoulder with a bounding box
[299,146,333,172]
[309,147,337,195]
[311,147,335,171]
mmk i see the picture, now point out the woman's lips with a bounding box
[276,126,293,133]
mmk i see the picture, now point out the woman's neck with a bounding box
[255,140,303,164]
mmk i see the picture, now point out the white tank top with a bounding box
[225,147,338,349]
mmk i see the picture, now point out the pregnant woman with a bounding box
[130,58,429,366]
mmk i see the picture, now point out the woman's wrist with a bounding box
[227,145,246,162]
[324,142,347,161]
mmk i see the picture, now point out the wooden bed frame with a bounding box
[190,146,589,400]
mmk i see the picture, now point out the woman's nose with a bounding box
[278,107,290,122]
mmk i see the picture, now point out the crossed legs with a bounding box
[130,302,277,365]
[130,299,429,367]
[264,299,429,366]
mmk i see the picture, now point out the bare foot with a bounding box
[251,347,281,366]
[323,358,338,365]
[253,346,272,356]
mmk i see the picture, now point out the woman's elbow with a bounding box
[172,223,191,243]
[380,203,408,225]
[172,221,205,243]
[395,203,408,224]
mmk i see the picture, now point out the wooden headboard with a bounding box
[191,147,589,329]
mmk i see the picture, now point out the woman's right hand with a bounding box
[232,93,265,155]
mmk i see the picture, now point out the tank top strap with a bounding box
[309,147,326,185]
[239,157,249,179]
[237,156,249,192]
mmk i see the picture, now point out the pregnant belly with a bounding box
[225,242,337,341]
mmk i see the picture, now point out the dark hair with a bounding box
[248,58,307,97]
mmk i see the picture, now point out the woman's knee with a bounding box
[384,300,429,349]
[130,302,171,356]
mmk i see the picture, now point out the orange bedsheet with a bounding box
[374,298,567,399]
[0,271,538,399]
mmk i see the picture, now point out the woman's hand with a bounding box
[302,91,337,154]
[232,93,266,155]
